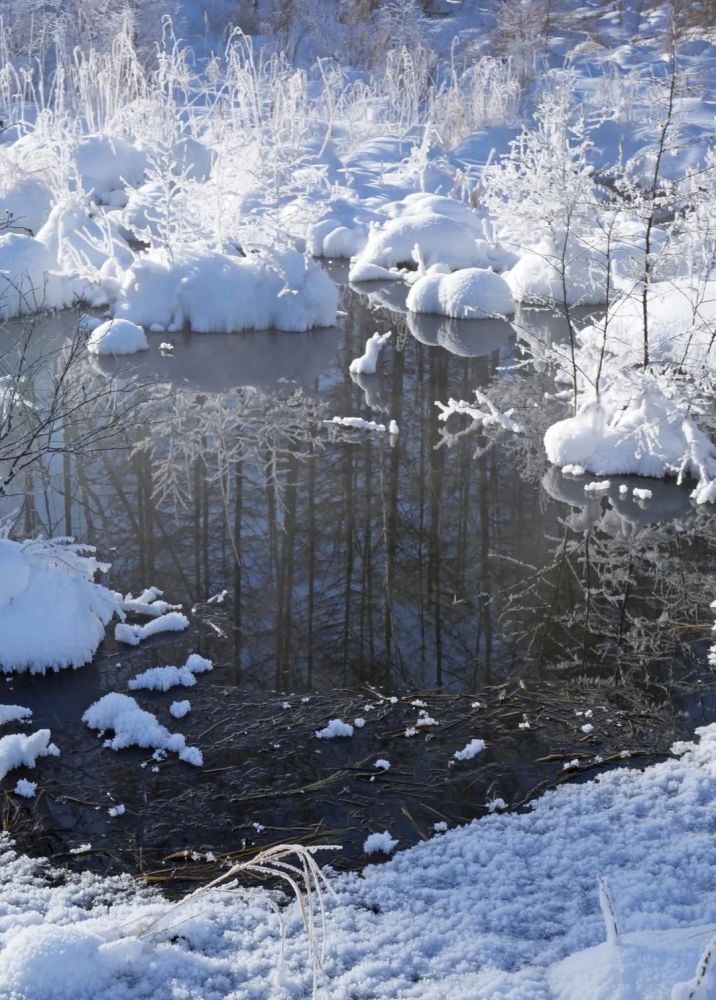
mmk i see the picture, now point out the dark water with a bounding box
[2,271,715,879]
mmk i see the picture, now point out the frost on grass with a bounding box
[315,719,353,739]
[82,693,202,766]
[0,538,120,674]
[363,831,399,856]
[128,654,213,692]
[0,730,60,782]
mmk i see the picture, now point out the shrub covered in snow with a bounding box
[0,538,120,674]
[406,267,514,319]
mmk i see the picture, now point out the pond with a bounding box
[2,268,715,884]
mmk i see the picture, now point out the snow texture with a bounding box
[128,654,213,692]
[349,331,392,374]
[87,319,148,356]
[0,729,59,782]
[114,612,190,646]
[406,267,514,319]
[315,718,354,739]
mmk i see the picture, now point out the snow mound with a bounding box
[82,693,202,766]
[0,729,60,782]
[87,319,148,356]
[349,213,495,283]
[14,778,37,797]
[0,538,120,674]
[170,700,191,719]
[113,247,337,333]
[406,267,514,319]
[128,654,213,691]
[75,135,148,203]
[453,738,486,762]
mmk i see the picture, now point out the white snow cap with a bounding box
[0,729,60,782]
[128,654,212,692]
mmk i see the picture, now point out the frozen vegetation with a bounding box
[2,0,716,996]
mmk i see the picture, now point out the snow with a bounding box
[3,722,716,996]
[82,693,202,767]
[128,654,213,692]
[406,267,514,319]
[452,738,486,762]
[363,831,399,856]
[14,779,37,798]
[327,416,389,433]
[114,611,190,646]
[0,233,81,320]
[349,330,392,374]
[87,319,148,356]
[113,247,338,334]
[170,701,191,719]
[0,705,32,727]
[315,719,354,739]
[0,729,59,782]
[633,488,653,501]
[0,538,120,675]
[374,759,391,771]
[107,804,125,817]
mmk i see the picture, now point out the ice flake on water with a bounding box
[14,778,37,798]
[315,718,353,739]
[363,831,398,856]
[374,759,390,771]
[108,804,125,817]
[633,488,653,501]
[453,738,486,762]
[353,717,366,728]
[581,723,594,734]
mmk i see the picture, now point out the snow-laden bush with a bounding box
[407,267,515,319]
[113,246,337,333]
[0,537,121,674]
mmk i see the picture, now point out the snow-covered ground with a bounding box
[2,723,716,999]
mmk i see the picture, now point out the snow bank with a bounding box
[3,724,716,996]
[113,247,337,333]
[87,319,148,356]
[0,729,59,782]
[128,654,213,691]
[75,136,148,204]
[82,693,202,766]
[544,381,716,503]
[0,538,120,674]
[406,267,514,319]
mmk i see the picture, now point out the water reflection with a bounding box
[4,287,715,703]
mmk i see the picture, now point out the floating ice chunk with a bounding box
[633,488,653,500]
[433,822,448,833]
[562,464,586,476]
[87,319,148,356]
[363,831,398,856]
[453,738,486,762]
[374,759,391,771]
[584,480,611,493]
[315,719,354,739]
[349,331,392,375]
[14,778,37,798]
[0,705,32,727]
[128,653,212,692]
[108,803,125,817]
[159,342,174,352]
[0,729,60,782]
[170,700,191,719]
[82,693,202,766]
[114,612,189,646]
